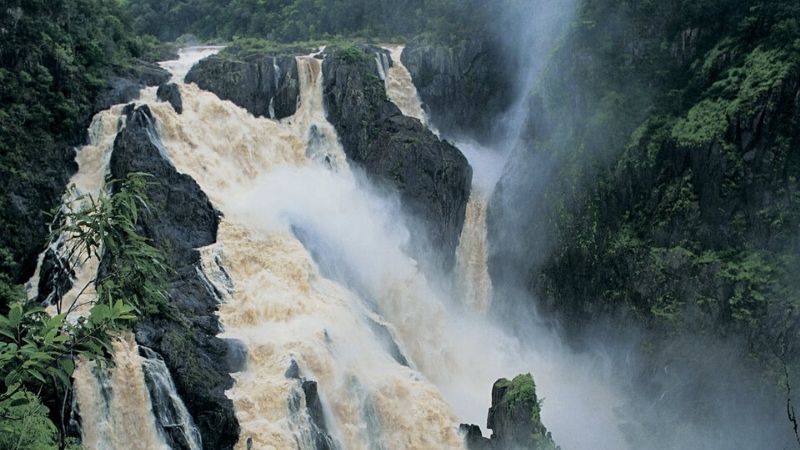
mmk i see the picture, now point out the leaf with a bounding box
[49,367,71,387]
[28,369,46,384]
[8,304,22,328]
[59,358,75,375]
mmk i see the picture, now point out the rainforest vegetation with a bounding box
[1,0,800,448]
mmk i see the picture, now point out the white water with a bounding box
[38,45,631,450]
[389,45,630,449]
[141,347,204,450]
[160,46,225,83]
[150,52,462,449]
[73,334,170,450]
[381,45,435,131]
[25,48,219,450]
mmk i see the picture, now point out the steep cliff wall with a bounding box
[402,37,514,141]
[322,45,472,272]
[486,1,800,446]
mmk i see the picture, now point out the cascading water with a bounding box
[24,48,218,450]
[140,347,204,450]
[73,334,170,450]
[44,45,632,450]
[383,46,631,449]
[381,45,434,131]
[148,53,463,449]
[160,46,226,83]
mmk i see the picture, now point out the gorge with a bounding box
[1,1,799,449]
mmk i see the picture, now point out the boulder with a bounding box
[157,83,184,114]
[95,60,170,111]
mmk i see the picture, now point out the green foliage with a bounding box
[674,46,797,146]
[496,373,557,450]
[219,38,315,61]
[0,0,152,288]
[499,373,538,412]
[59,174,169,316]
[0,391,60,450]
[125,0,489,43]
[0,173,167,447]
[521,0,800,395]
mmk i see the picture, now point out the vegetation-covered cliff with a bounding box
[484,0,800,446]
[3,0,800,448]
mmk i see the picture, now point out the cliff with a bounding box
[402,37,514,141]
[322,45,473,272]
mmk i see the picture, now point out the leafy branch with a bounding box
[0,172,168,448]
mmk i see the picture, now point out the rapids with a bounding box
[41,46,631,450]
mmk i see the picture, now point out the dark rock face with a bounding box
[0,142,77,289]
[109,105,239,450]
[284,361,337,450]
[157,83,184,114]
[462,374,558,450]
[35,247,73,306]
[322,46,472,272]
[186,55,299,119]
[95,60,170,112]
[402,37,514,141]
[2,60,167,292]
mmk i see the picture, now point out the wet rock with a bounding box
[35,247,73,306]
[95,60,170,111]
[301,380,335,450]
[462,374,558,450]
[284,360,337,450]
[322,45,472,273]
[157,83,184,114]
[285,359,301,379]
[223,338,248,373]
[108,105,239,450]
[402,37,515,141]
[186,54,299,119]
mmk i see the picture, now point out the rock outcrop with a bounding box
[402,37,514,141]
[284,360,337,450]
[95,60,170,112]
[185,54,300,119]
[462,374,558,450]
[322,45,472,272]
[157,83,184,114]
[108,105,240,450]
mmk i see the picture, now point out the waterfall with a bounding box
[380,45,493,314]
[72,335,170,450]
[454,191,493,313]
[160,46,225,83]
[35,45,632,450]
[23,47,221,450]
[382,45,631,448]
[26,104,127,314]
[140,347,204,450]
[382,45,434,130]
[148,53,464,448]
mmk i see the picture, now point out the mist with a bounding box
[455,1,800,449]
